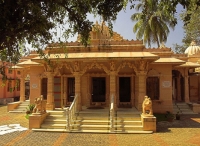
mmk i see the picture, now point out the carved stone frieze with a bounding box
[54,62,74,76]
[43,62,56,72]
[73,61,80,72]
[81,62,109,75]
[110,61,115,71]
[116,61,137,73]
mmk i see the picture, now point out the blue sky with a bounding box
[111,4,185,49]
[65,3,185,50]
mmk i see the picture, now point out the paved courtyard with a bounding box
[0,105,200,146]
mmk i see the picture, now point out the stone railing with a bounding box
[66,94,78,131]
[110,94,115,132]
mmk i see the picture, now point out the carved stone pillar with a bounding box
[46,72,55,110]
[109,71,117,109]
[184,69,189,103]
[19,75,26,102]
[135,71,147,111]
[74,72,81,110]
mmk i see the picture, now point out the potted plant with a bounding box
[25,104,35,119]
[176,112,180,120]
[165,111,174,122]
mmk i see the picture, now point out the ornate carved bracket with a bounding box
[116,61,137,73]
[73,61,80,72]
[54,62,74,76]
[81,61,109,75]
[43,62,56,72]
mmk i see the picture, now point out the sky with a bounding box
[67,3,185,50]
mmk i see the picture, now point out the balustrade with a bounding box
[66,94,78,131]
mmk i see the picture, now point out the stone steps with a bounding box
[32,108,153,134]
[9,100,29,113]
[40,110,67,129]
[173,102,198,114]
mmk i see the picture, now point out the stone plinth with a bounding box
[141,114,156,132]
[7,102,21,112]
[29,113,49,129]
[192,103,200,113]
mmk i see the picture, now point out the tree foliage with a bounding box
[131,0,176,47]
[0,0,200,67]
[174,1,200,53]
[182,6,200,45]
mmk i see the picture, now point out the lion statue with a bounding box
[33,95,46,114]
[142,96,153,115]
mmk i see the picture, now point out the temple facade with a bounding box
[16,22,200,114]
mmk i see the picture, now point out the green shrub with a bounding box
[26,104,35,115]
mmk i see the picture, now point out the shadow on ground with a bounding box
[156,114,200,133]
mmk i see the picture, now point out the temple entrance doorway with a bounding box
[172,70,185,102]
[41,78,47,100]
[92,77,106,102]
[118,77,131,107]
[67,77,75,102]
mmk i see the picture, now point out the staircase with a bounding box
[33,109,67,132]
[71,108,110,133]
[173,102,197,114]
[33,107,153,134]
[9,100,29,113]
[114,108,152,134]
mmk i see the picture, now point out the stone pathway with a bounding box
[0,105,200,146]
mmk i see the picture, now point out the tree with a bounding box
[1,0,200,70]
[182,6,200,46]
[131,0,176,47]
[0,0,126,80]
[174,1,200,53]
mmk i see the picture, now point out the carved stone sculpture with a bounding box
[33,95,46,114]
[142,96,153,115]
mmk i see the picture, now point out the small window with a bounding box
[7,81,12,92]
[146,77,159,100]
[8,69,12,74]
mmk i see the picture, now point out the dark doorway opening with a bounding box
[92,77,106,102]
[68,77,75,102]
[119,77,131,102]
[41,78,47,99]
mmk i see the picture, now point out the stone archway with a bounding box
[116,61,137,108]
[81,61,109,107]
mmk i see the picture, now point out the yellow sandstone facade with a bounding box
[14,23,200,117]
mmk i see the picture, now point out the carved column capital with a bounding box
[45,71,54,77]
[109,71,117,76]
[135,71,147,76]
[73,72,82,77]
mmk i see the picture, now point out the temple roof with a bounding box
[185,41,200,56]
[17,59,41,67]
[32,52,158,61]
[152,58,185,64]
[175,62,200,68]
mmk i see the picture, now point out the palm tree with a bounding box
[131,0,176,47]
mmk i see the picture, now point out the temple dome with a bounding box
[185,41,200,56]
